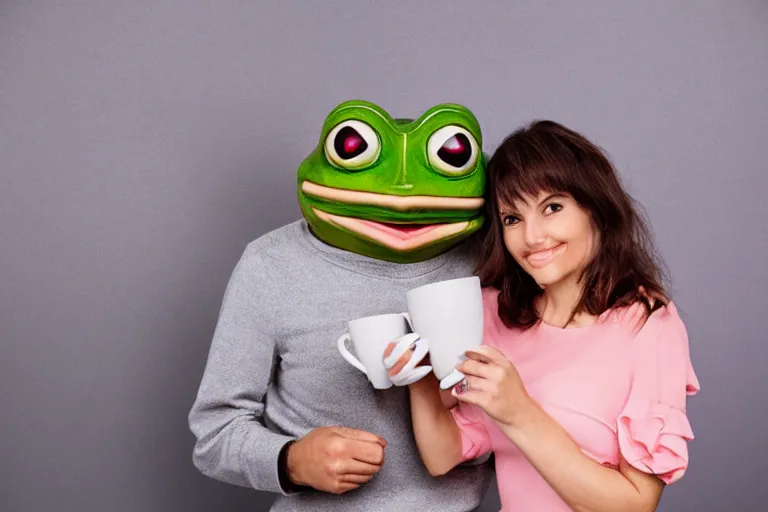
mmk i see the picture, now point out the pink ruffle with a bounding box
[617,402,695,484]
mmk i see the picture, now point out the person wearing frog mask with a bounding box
[188,100,493,511]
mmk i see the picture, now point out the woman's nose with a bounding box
[524,217,546,246]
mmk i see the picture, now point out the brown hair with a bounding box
[476,120,668,328]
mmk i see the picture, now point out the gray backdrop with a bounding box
[2,1,766,511]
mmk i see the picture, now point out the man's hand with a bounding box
[286,426,386,494]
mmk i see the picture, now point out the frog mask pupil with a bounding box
[335,126,368,159]
[438,133,472,168]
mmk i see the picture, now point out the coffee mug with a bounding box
[337,312,429,389]
[405,276,483,389]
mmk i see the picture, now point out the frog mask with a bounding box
[297,100,486,263]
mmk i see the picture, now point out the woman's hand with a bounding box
[383,339,458,408]
[452,346,533,426]
[381,334,434,387]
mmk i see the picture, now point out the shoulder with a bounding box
[232,220,306,282]
[241,220,304,263]
[244,219,303,252]
[626,302,697,390]
[603,298,684,334]
[633,302,687,340]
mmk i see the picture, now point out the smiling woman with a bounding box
[389,120,699,512]
[296,100,487,263]
[498,190,597,297]
[479,119,668,329]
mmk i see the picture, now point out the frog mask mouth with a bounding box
[296,100,487,263]
[301,181,483,251]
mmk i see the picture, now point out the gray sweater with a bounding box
[189,220,492,511]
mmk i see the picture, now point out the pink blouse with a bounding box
[452,288,700,511]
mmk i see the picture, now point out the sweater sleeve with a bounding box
[188,248,297,495]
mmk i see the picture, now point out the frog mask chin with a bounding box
[297,100,486,264]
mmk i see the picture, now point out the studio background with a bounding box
[2,1,766,511]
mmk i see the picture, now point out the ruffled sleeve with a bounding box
[451,402,492,462]
[617,302,700,484]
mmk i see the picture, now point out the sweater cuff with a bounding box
[277,440,310,495]
[241,428,299,495]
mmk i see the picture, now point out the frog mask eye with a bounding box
[324,120,381,170]
[427,125,479,177]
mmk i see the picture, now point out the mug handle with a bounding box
[337,333,368,375]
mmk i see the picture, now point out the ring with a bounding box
[455,378,469,394]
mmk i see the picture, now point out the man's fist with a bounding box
[286,426,386,495]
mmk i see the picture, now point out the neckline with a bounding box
[534,308,615,333]
[535,318,601,333]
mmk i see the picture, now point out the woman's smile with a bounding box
[525,243,567,268]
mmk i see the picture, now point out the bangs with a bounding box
[488,125,585,212]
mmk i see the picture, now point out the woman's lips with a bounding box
[525,243,566,268]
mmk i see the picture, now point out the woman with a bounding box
[384,120,699,511]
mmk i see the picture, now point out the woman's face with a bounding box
[500,191,597,289]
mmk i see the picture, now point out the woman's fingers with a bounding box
[456,358,495,380]
[452,375,491,396]
[386,352,412,377]
[464,345,507,364]
[384,334,423,376]
[383,333,420,370]
[390,337,429,379]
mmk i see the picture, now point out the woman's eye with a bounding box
[545,203,563,214]
[502,215,520,226]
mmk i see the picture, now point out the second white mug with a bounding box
[337,312,413,389]
[406,276,484,389]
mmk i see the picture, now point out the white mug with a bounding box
[337,313,414,390]
[406,276,483,389]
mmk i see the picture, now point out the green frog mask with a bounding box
[297,100,486,263]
